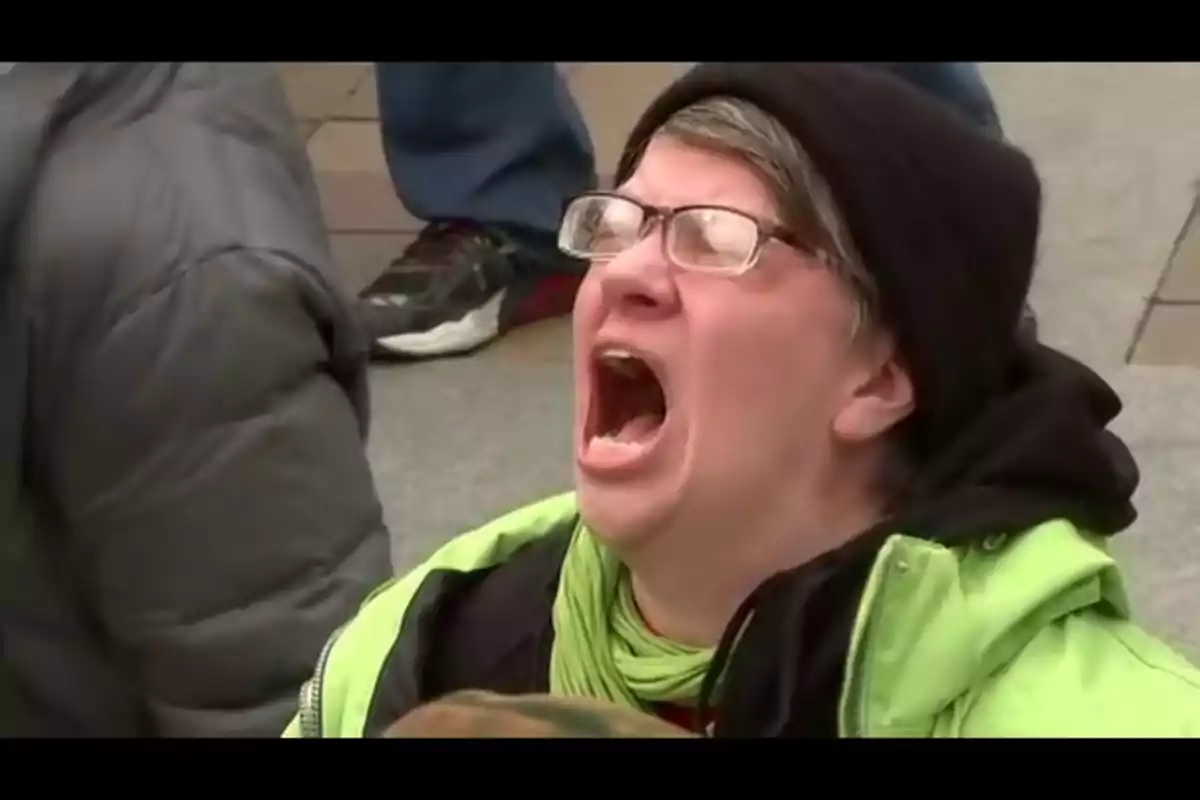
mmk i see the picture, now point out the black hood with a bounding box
[700,336,1139,737]
[895,337,1138,541]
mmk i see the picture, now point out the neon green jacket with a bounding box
[285,492,1200,738]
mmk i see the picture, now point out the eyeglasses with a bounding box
[558,191,812,276]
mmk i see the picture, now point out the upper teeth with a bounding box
[599,348,645,377]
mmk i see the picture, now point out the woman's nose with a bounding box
[594,236,680,320]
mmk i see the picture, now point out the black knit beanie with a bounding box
[614,63,1042,455]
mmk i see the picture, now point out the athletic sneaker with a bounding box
[358,222,584,361]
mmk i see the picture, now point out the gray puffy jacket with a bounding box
[0,63,392,737]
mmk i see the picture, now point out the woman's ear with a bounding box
[832,343,915,444]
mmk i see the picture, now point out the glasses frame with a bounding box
[559,190,815,276]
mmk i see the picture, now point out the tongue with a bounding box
[612,412,661,443]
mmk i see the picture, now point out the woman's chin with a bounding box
[575,480,674,554]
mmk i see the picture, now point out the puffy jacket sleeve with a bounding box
[28,245,393,737]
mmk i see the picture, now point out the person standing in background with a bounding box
[360,63,596,361]
[0,63,391,737]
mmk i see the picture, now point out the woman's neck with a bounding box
[630,568,735,648]
[626,498,884,649]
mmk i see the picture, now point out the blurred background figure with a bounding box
[0,63,391,737]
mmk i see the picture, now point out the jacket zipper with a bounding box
[297,626,343,738]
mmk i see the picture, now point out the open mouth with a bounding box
[588,347,668,448]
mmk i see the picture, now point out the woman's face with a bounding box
[572,134,906,555]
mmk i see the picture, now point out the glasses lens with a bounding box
[668,208,758,271]
[559,195,645,259]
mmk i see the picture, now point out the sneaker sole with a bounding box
[369,273,583,362]
[373,289,507,360]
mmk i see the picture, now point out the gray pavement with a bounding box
[285,63,1200,658]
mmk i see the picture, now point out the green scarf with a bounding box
[548,524,714,710]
